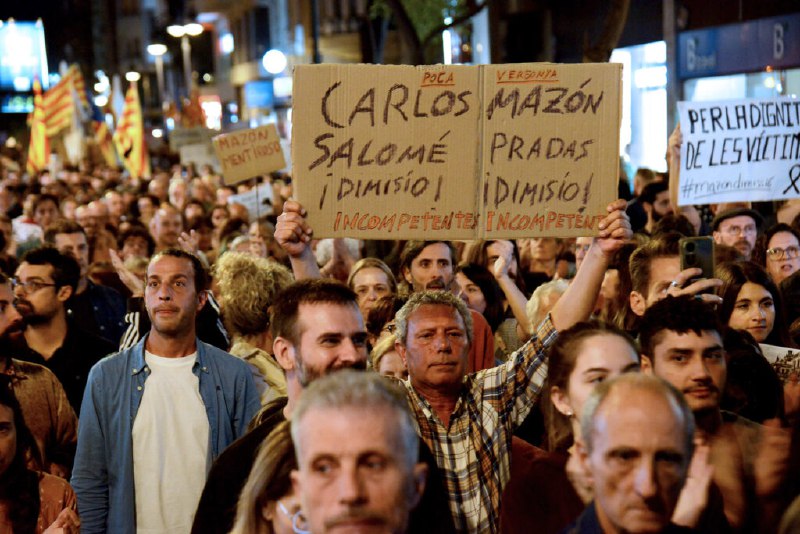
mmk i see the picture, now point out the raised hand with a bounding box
[663,267,723,306]
[275,200,314,259]
[594,199,633,256]
[110,249,144,297]
[178,230,200,256]
[672,440,714,528]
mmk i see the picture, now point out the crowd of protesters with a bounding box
[2,121,800,534]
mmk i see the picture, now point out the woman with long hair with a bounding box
[0,378,79,533]
[499,322,640,534]
[230,421,308,534]
[455,263,523,361]
[715,261,795,347]
[347,257,397,320]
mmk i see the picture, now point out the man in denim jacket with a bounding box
[71,249,259,533]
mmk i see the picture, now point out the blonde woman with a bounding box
[214,252,294,405]
[371,334,408,380]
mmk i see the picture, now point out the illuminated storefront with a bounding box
[611,41,668,176]
[0,19,49,114]
[678,14,800,104]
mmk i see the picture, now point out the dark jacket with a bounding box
[561,502,696,534]
[191,396,457,534]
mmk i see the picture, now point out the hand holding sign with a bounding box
[275,200,313,258]
[593,199,633,257]
[275,200,323,281]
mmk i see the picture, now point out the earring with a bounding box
[565,409,574,417]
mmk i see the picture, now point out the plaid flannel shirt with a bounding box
[403,314,557,533]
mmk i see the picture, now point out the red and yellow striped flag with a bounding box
[42,64,88,137]
[26,78,50,176]
[93,120,116,166]
[113,82,151,179]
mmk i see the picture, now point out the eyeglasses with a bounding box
[721,224,757,237]
[277,500,310,534]
[10,278,57,294]
[766,246,800,260]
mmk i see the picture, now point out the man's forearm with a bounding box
[289,247,322,280]
[551,244,608,331]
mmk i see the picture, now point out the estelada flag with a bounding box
[26,78,50,176]
[42,64,89,137]
[113,82,150,179]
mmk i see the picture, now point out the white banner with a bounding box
[227,183,274,222]
[677,98,800,206]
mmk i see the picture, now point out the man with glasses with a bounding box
[12,246,115,412]
[711,207,762,260]
[0,270,78,478]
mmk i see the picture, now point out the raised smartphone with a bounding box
[679,236,715,282]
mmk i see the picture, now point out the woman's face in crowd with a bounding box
[600,269,621,303]
[378,350,409,381]
[138,198,156,220]
[61,199,78,221]
[552,334,640,436]
[0,405,16,477]
[351,267,393,314]
[765,231,800,285]
[455,272,486,314]
[728,282,775,343]
[248,223,270,259]
[530,238,560,263]
[211,208,229,229]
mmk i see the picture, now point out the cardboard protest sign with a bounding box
[293,64,481,239]
[293,63,621,239]
[213,124,287,185]
[180,142,220,172]
[677,98,800,206]
[170,127,214,151]
[480,63,621,238]
[227,182,274,222]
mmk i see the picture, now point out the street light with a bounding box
[166,23,203,97]
[262,49,287,75]
[147,43,168,111]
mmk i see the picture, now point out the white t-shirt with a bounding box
[132,351,210,534]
